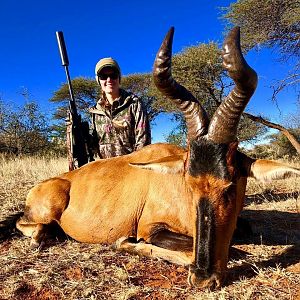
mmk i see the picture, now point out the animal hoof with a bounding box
[188,266,222,290]
[30,240,44,250]
[114,236,129,249]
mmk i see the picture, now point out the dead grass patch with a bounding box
[0,156,299,299]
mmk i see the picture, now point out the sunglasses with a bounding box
[98,73,119,80]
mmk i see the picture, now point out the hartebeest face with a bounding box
[185,139,240,288]
[153,26,258,288]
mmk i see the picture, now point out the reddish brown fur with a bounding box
[14,140,300,289]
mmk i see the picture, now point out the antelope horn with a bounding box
[207,27,258,143]
[153,27,209,141]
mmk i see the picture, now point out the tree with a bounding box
[269,128,300,158]
[51,77,99,121]
[245,128,300,159]
[164,113,188,148]
[244,112,300,154]
[0,99,51,155]
[149,42,224,116]
[121,73,160,121]
[50,74,160,139]
[50,42,266,147]
[149,41,266,145]
[222,0,300,153]
[50,77,99,141]
[222,0,300,100]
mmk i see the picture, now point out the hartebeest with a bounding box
[1,27,300,289]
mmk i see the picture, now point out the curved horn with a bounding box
[153,27,209,141]
[207,27,258,143]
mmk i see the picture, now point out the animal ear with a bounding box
[226,141,239,176]
[129,155,184,174]
[250,159,300,182]
[226,141,239,165]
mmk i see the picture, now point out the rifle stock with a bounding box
[56,31,89,170]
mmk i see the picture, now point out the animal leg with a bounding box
[116,233,192,266]
[149,229,193,252]
[16,218,47,248]
[16,178,70,247]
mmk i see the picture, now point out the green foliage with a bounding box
[51,76,100,121]
[50,41,266,146]
[150,42,225,117]
[51,74,160,122]
[173,43,224,116]
[245,128,300,159]
[164,113,187,148]
[222,0,300,57]
[269,128,300,158]
[149,41,264,144]
[121,73,159,121]
[50,77,100,142]
[222,0,300,102]
[237,115,267,143]
[51,74,160,139]
[0,100,51,155]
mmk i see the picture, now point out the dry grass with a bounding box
[0,155,299,299]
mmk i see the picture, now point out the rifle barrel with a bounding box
[56,31,69,66]
[55,30,89,168]
[56,31,77,117]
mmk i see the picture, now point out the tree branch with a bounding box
[243,112,300,154]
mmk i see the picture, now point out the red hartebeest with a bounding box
[1,27,300,289]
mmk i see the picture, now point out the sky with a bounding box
[0,0,297,143]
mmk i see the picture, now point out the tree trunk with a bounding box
[243,112,300,155]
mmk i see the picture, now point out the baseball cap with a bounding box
[95,57,121,76]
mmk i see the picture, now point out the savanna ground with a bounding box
[0,154,299,300]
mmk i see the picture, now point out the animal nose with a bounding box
[188,266,222,290]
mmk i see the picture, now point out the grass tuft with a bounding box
[0,155,299,299]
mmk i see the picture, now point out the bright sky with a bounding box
[0,0,297,142]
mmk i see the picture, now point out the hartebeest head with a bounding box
[153,27,258,289]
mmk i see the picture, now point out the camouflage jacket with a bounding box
[89,89,151,159]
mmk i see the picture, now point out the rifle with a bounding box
[56,31,93,170]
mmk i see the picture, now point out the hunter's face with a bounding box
[98,67,120,97]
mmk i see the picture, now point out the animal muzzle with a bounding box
[188,265,223,289]
[189,197,223,290]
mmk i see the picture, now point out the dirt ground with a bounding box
[0,157,299,299]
